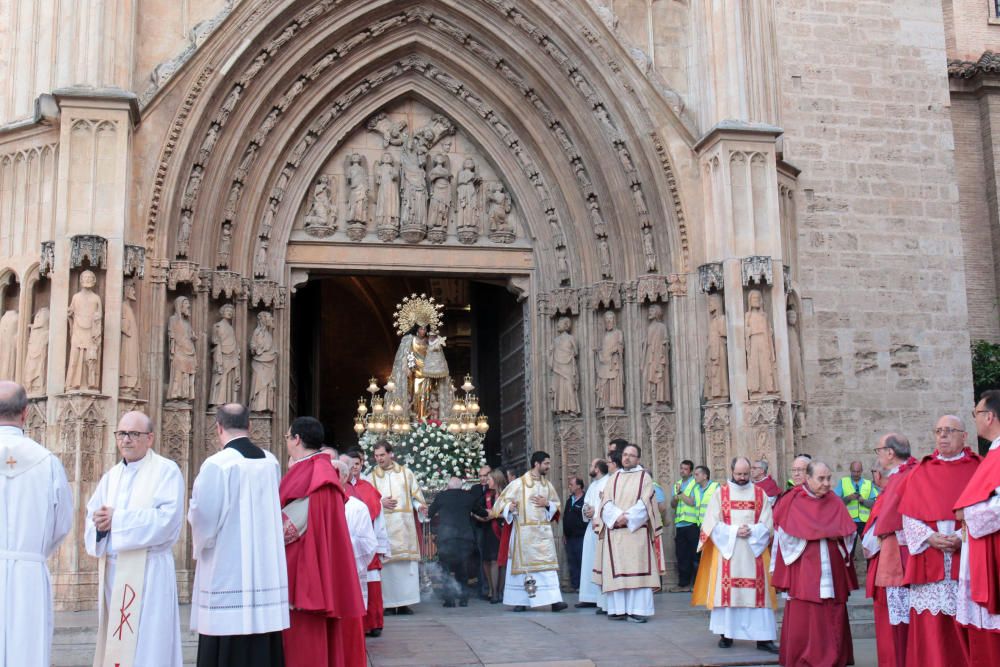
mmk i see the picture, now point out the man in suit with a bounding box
[428,477,479,607]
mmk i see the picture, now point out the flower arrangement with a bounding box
[394,421,485,491]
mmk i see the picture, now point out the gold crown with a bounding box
[393,293,444,336]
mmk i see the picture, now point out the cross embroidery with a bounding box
[5,455,15,470]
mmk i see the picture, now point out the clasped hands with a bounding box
[736,524,752,539]
[93,506,114,532]
[927,532,961,552]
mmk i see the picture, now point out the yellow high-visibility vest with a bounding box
[694,481,720,525]
[674,478,699,525]
[839,477,875,522]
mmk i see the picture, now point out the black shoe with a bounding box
[490,596,500,604]
[551,601,568,612]
[627,614,647,623]
[596,608,607,615]
[442,600,455,608]
[459,599,469,607]
[609,614,627,621]
[513,605,527,612]
[395,606,414,615]
[718,636,733,648]
[366,628,382,637]
[575,601,597,608]
[757,640,779,654]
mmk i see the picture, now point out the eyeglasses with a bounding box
[114,431,150,440]
[933,427,965,436]
[872,446,890,454]
[973,409,993,419]
[791,467,807,473]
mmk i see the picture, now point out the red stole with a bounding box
[344,478,384,571]
[280,455,366,619]
[754,475,781,498]
[898,449,981,586]
[954,446,1000,613]
[863,458,917,597]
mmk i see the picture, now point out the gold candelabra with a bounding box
[354,376,411,444]
[444,374,490,444]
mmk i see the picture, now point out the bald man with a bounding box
[0,381,73,667]
[86,410,186,667]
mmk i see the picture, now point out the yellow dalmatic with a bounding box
[592,467,665,593]
[493,472,561,575]
[368,462,426,562]
[692,481,777,610]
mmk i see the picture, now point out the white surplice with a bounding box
[0,425,73,667]
[578,474,609,605]
[599,468,655,616]
[188,446,289,635]
[345,496,378,607]
[85,451,186,667]
[501,501,563,607]
[957,437,1000,631]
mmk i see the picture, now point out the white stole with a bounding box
[94,450,163,667]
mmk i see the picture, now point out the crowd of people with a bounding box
[2,375,1000,667]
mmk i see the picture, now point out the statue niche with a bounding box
[344,153,370,242]
[66,270,103,392]
[167,296,197,401]
[595,310,625,411]
[704,293,729,402]
[23,307,49,395]
[455,158,482,244]
[374,153,400,241]
[550,316,581,415]
[641,304,670,405]
[119,280,141,397]
[0,308,18,381]
[745,289,778,398]
[304,175,337,238]
[210,303,241,406]
[426,153,453,244]
[249,311,277,412]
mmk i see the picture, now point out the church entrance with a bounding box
[289,274,526,468]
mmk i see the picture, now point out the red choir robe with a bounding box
[953,444,1000,662]
[344,477,386,633]
[898,448,981,667]
[772,485,858,667]
[281,454,367,667]
[753,475,781,500]
[862,457,916,667]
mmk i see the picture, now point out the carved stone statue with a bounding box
[557,246,571,285]
[345,154,370,241]
[166,296,197,400]
[399,138,429,242]
[197,124,220,166]
[23,307,49,394]
[119,280,141,396]
[66,270,103,391]
[631,182,649,217]
[374,152,400,241]
[426,153,453,243]
[597,237,612,279]
[304,175,337,237]
[595,310,625,410]
[182,165,204,210]
[254,238,269,278]
[177,210,193,258]
[705,293,729,401]
[550,316,580,414]
[486,182,513,243]
[456,158,482,244]
[641,304,670,405]
[249,311,277,412]
[210,303,241,406]
[745,289,778,397]
[0,309,18,380]
[216,222,233,269]
[787,306,806,403]
[642,226,657,273]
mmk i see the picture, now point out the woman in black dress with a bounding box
[474,468,506,602]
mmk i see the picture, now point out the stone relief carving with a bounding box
[0,309,18,380]
[551,288,581,316]
[788,306,806,403]
[56,394,106,484]
[426,153,453,244]
[249,311,277,413]
[486,182,513,244]
[745,289,778,398]
[216,222,233,269]
[636,275,670,304]
[699,263,724,293]
[176,211,193,258]
[182,166,204,210]
[24,308,49,395]
[399,138,429,242]
[374,153,401,241]
[161,405,191,466]
[646,412,675,487]
[167,261,201,290]
[70,236,107,269]
[366,112,407,147]
[550,316,581,415]
[705,293,729,402]
[344,154,370,241]
[595,310,625,410]
[197,124,220,166]
[599,413,629,445]
[641,226,657,273]
[703,405,731,481]
[211,271,244,301]
[39,241,55,277]
[66,270,103,392]
[555,416,584,480]
[209,304,241,406]
[167,296,197,401]
[253,239,269,279]
[589,281,621,310]
[304,175,337,237]
[119,281,141,397]
[250,280,286,309]
[456,158,482,244]
[597,237,613,279]
[642,304,670,405]
[223,183,242,221]
[746,399,784,464]
[742,256,773,286]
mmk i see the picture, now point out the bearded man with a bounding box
[692,457,778,653]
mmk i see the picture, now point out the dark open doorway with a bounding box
[289,274,524,467]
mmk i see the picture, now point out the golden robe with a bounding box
[368,462,425,562]
[493,472,561,575]
[592,467,665,592]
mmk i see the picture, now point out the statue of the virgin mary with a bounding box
[387,294,453,421]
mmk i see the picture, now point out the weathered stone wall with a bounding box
[775,0,975,466]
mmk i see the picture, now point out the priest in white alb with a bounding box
[692,456,779,653]
[334,459,379,607]
[0,381,73,667]
[86,410,186,667]
[366,440,426,614]
[592,444,664,622]
[576,458,609,610]
[189,404,289,667]
[494,451,568,612]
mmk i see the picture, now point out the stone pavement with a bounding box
[53,590,877,667]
